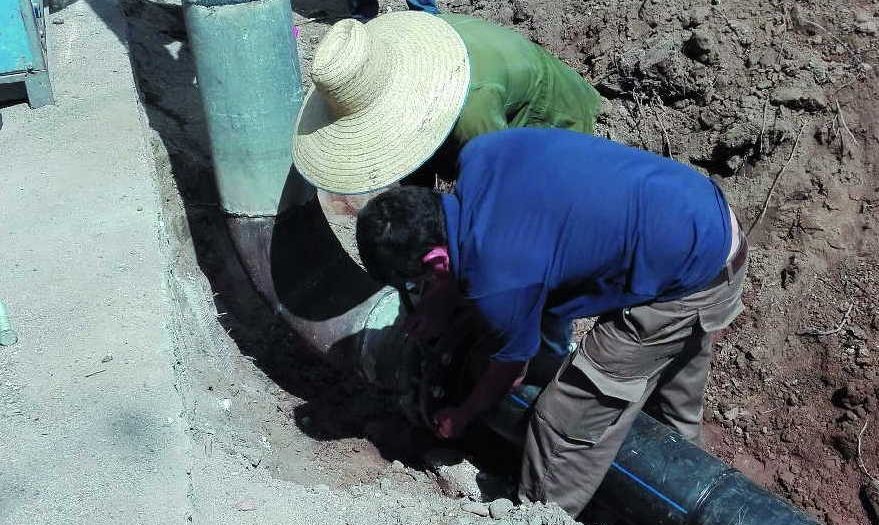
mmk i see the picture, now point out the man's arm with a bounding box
[433,285,544,439]
[434,359,527,439]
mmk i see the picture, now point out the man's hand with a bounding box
[432,406,474,439]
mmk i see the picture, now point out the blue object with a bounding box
[0,0,53,107]
[441,128,732,362]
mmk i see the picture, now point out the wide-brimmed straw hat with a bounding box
[293,12,470,194]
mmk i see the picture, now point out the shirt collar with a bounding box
[441,193,462,279]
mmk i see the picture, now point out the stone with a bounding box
[849,325,868,340]
[528,515,544,525]
[489,498,514,519]
[684,29,720,65]
[461,501,490,517]
[681,6,710,28]
[771,86,827,111]
[425,449,482,499]
[854,12,878,35]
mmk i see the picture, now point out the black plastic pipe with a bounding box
[491,385,818,525]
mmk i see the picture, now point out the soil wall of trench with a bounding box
[124,0,878,523]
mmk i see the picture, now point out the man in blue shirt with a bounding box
[356,128,748,516]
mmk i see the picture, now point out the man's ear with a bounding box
[422,246,450,275]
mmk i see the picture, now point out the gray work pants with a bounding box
[519,254,747,517]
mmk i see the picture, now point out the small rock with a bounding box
[725,155,744,173]
[681,6,710,28]
[489,498,514,519]
[854,16,878,35]
[771,86,827,111]
[52,18,64,24]
[528,515,544,525]
[391,460,405,471]
[425,449,481,499]
[684,29,720,65]
[723,406,741,421]
[849,325,868,340]
[101,354,113,363]
[461,501,490,517]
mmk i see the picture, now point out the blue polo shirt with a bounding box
[442,128,732,363]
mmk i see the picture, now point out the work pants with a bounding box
[519,254,747,517]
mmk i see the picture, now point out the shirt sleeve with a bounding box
[470,285,545,363]
[451,85,508,147]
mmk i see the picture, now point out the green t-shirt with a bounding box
[440,14,602,149]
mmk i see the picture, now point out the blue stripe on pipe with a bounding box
[610,462,688,514]
[508,393,530,409]
[504,392,688,515]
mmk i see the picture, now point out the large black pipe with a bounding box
[490,385,818,525]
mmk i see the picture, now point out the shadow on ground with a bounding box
[76,0,456,468]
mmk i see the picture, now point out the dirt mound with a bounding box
[444,0,878,523]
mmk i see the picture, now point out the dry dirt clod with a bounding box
[683,29,720,65]
[461,501,490,517]
[489,498,514,519]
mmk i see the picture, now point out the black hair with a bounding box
[356,186,447,285]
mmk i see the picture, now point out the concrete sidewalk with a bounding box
[0,0,192,522]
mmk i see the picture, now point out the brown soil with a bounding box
[127,0,879,522]
[442,0,878,523]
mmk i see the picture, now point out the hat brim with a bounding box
[293,12,470,195]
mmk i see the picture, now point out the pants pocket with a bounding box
[535,355,628,446]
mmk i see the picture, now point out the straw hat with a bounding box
[293,12,470,194]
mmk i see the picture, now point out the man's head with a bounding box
[356,186,449,286]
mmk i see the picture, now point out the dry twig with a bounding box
[756,99,769,158]
[797,303,854,336]
[835,99,858,148]
[857,419,878,484]
[651,92,674,159]
[747,121,807,236]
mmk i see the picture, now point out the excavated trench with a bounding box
[124,0,879,524]
[122,0,539,518]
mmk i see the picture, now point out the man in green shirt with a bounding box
[293,11,602,194]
